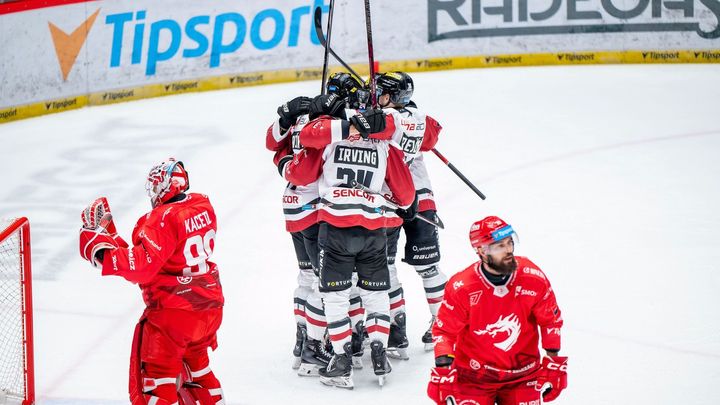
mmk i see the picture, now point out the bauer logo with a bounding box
[105,1,329,75]
[428,0,720,42]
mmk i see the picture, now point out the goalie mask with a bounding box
[145,158,189,208]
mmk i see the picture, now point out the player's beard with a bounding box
[486,253,517,275]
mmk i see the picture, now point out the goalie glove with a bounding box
[81,197,128,247]
[79,224,119,268]
[535,356,568,402]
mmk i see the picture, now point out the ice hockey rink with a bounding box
[1,63,719,404]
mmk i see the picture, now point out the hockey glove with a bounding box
[309,93,345,120]
[395,193,419,221]
[536,356,568,402]
[427,366,457,405]
[81,197,128,247]
[79,227,119,268]
[277,96,312,129]
[349,108,386,139]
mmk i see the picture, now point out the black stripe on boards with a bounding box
[388,287,404,299]
[320,198,394,215]
[305,302,325,317]
[366,313,391,323]
[424,283,447,294]
[328,317,352,329]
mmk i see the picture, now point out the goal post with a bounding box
[0,218,34,405]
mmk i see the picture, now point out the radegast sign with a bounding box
[428,0,720,41]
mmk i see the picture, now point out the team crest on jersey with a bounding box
[469,291,482,306]
[177,276,193,285]
[469,359,482,370]
[473,313,521,352]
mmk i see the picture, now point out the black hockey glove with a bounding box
[349,108,386,139]
[309,93,346,120]
[395,193,419,221]
[277,96,312,129]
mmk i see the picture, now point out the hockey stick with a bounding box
[319,0,336,95]
[351,181,444,229]
[313,7,364,83]
[431,148,487,200]
[364,0,377,107]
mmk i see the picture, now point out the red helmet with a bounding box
[145,158,189,208]
[469,216,516,249]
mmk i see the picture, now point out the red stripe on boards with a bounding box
[0,0,97,15]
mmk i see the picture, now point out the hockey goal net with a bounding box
[0,218,34,405]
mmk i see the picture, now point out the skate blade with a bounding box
[352,356,364,369]
[297,363,322,377]
[386,347,409,360]
[320,375,354,389]
[292,356,302,370]
[424,342,435,351]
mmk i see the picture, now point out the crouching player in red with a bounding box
[428,216,567,405]
[79,158,225,405]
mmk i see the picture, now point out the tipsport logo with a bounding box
[428,0,720,42]
[106,1,328,75]
[48,9,101,81]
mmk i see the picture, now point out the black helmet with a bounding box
[326,72,369,109]
[375,71,414,106]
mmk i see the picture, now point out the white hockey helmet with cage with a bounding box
[145,158,189,208]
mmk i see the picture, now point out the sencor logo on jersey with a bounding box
[333,146,379,168]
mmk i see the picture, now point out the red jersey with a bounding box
[433,257,562,383]
[101,193,224,311]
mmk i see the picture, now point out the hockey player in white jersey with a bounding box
[279,100,416,388]
[298,71,448,358]
[266,95,332,376]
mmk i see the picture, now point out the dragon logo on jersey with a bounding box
[473,313,521,352]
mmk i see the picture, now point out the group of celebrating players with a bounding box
[76,69,570,404]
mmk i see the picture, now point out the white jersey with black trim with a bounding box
[283,114,320,233]
[384,106,436,211]
[317,138,396,229]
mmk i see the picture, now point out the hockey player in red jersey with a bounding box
[427,216,567,405]
[78,158,224,405]
[279,100,416,388]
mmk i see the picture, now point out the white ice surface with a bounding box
[1,64,719,405]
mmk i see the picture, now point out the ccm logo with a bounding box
[546,362,568,372]
[430,375,456,384]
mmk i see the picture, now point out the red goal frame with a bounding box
[0,218,35,405]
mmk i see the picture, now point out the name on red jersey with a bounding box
[185,210,213,233]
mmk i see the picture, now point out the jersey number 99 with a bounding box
[182,229,216,276]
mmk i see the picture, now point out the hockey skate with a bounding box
[387,313,410,360]
[370,340,392,387]
[297,337,332,377]
[422,316,436,351]
[350,322,365,369]
[319,342,354,389]
[292,323,307,369]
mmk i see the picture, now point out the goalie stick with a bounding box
[351,181,444,229]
